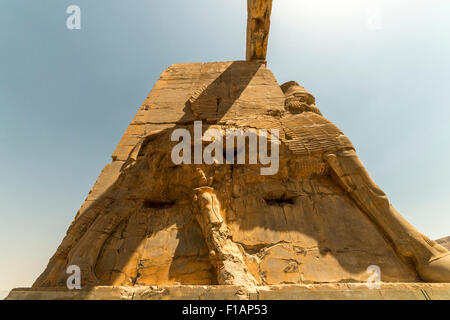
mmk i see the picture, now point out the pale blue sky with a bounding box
[0,0,449,293]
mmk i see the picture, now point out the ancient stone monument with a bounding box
[7,0,450,300]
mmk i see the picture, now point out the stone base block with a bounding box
[5,283,450,300]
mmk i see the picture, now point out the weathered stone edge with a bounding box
[6,283,450,300]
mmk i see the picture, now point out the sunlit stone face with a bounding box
[85,125,416,286]
[33,61,448,291]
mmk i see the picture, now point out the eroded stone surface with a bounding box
[246,0,273,61]
[6,284,450,300]
[29,62,450,294]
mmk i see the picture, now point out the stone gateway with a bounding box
[7,0,450,300]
